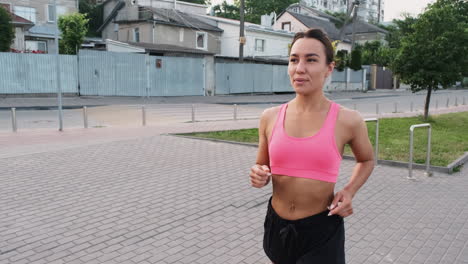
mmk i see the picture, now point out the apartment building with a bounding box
[0,0,78,53]
[301,0,384,23]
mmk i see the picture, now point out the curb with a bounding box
[171,135,467,175]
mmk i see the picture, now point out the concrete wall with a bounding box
[102,0,139,41]
[118,23,153,43]
[102,22,119,41]
[152,24,221,54]
[109,20,221,54]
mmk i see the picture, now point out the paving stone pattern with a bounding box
[1,125,468,263]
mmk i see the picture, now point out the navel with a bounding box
[289,202,296,212]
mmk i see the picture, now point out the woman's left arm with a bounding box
[329,112,375,217]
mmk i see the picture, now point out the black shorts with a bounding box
[263,196,346,264]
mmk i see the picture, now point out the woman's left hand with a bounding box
[328,189,354,217]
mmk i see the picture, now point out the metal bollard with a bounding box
[446,97,449,108]
[11,108,17,132]
[463,97,466,105]
[408,124,432,179]
[191,104,195,123]
[410,102,414,112]
[142,106,146,126]
[376,103,379,114]
[394,102,398,113]
[353,104,357,111]
[233,104,238,121]
[83,106,88,128]
[455,97,458,106]
[436,100,438,110]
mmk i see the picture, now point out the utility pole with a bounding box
[54,0,64,131]
[337,0,359,45]
[351,0,359,50]
[377,0,381,23]
[239,0,245,62]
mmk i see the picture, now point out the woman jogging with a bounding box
[249,28,375,264]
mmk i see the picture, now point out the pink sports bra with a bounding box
[268,102,342,183]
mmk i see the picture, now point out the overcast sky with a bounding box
[384,0,435,21]
[209,0,436,22]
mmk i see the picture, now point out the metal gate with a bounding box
[215,61,291,94]
[79,50,204,96]
[376,66,393,89]
[148,56,204,96]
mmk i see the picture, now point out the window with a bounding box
[47,5,55,22]
[282,22,291,31]
[13,6,36,23]
[133,28,140,42]
[48,5,67,22]
[37,41,47,52]
[255,39,265,52]
[25,40,47,53]
[196,32,207,50]
[179,28,184,42]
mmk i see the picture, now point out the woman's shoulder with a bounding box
[260,105,283,124]
[261,105,282,119]
[335,103,365,128]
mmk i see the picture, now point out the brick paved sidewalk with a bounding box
[1,114,468,263]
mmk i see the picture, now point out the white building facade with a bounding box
[207,16,294,59]
[301,0,384,23]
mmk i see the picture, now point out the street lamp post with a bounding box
[53,0,64,131]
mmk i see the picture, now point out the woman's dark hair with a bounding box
[290,28,334,65]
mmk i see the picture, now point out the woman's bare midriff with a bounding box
[271,174,335,220]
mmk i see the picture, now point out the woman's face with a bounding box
[288,38,335,95]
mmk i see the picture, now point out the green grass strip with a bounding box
[180,112,468,167]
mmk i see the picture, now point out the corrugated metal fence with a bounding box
[78,50,204,96]
[0,51,367,96]
[215,62,292,94]
[0,52,78,94]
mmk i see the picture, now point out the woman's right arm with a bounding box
[250,109,272,188]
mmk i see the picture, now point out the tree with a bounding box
[79,0,103,37]
[213,0,296,24]
[324,11,347,29]
[360,40,392,66]
[0,6,14,52]
[58,13,89,54]
[393,0,468,120]
[243,0,297,24]
[335,50,348,71]
[212,1,240,20]
[349,46,362,71]
[385,14,418,50]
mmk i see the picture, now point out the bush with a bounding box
[0,6,15,52]
[335,50,348,72]
[349,48,362,71]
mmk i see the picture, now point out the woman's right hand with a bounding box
[249,164,271,188]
